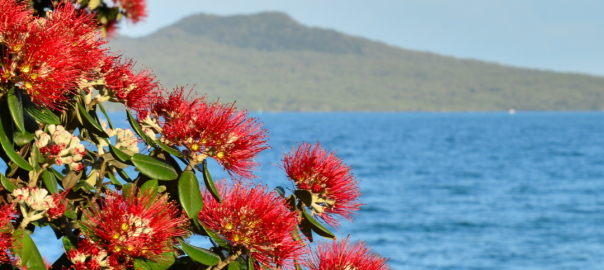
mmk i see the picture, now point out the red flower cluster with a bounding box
[0,0,106,110]
[113,0,147,24]
[144,87,269,180]
[67,239,115,270]
[281,142,362,228]
[303,237,390,270]
[100,54,159,112]
[79,188,188,267]
[198,181,305,268]
[0,204,16,264]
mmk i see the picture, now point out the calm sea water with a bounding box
[21,112,604,269]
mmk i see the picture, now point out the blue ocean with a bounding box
[23,112,604,269]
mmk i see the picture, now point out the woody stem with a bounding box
[211,250,242,270]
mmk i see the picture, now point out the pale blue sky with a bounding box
[117,0,604,76]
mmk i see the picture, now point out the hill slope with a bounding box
[107,12,604,111]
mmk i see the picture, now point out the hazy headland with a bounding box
[106,12,604,112]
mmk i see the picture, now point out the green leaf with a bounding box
[107,171,122,187]
[1,173,16,192]
[76,102,108,138]
[294,189,313,206]
[140,179,158,198]
[155,140,183,158]
[22,95,60,125]
[12,229,45,268]
[200,223,229,248]
[42,169,58,194]
[97,102,114,130]
[178,239,220,266]
[127,110,155,146]
[275,186,286,197]
[0,111,32,171]
[7,87,25,133]
[73,181,94,192]
[116,167,133,182]
[88,0,101,9]
[0,98,14,146]
[134,258,151,270]
[300,210,336,240]
[62,236,77,254]
[106,138,132,163]
[145,252,176,270]
[131,153,177,180]
[50,253,72,270]
[294,259,304,270]
[200,160,221,203]
[24,267,45,270]
[248,257,255,270]
[178,171,203,219]
[228,261,241,270]
[14,131,34,146]
[51,167,64,180]
[299,217,313,242]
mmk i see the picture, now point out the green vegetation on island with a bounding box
[107,12,604,112]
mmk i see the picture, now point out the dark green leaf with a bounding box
[42,169,58,194]
[0,98,14,146]
[22,95,60,125]
[0,130,32,171]
[228,261,241,270]
[62,236,77,253]
[155,140,183,158]
[106,138,132,163]
[24,267,45,270]
[286,195,297,211]
[73,181,94,192]
[7,87,25,133]
[178,171,203,219]
[131,153,177,180]
[97,103,114,130]
[299,218,313,242]
[200,160,221,203]
[76,102,108,138]
[178,239,220,266]
[301,210,336,240]
[127,110,155,146]
[1,173,16,192]
[50,253,72,270]
[294,189,313,206]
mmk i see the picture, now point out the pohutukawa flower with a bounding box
[0,2,106,110]
[67,239,116,270]
[99,54,159,112]
[303,237,390,270]
[281,142,362,228]
[198,181,305,268]
[35,125,86,171]
[0,0,31,34]
[79,188,188,266]
[143,87,269,180]
[113,0,148,24]
[0,203,17,264]
[11,187,69,221]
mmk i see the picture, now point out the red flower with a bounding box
[66,239,116,270]
[0,0,31,33]
[100,54,159,112]
[0,203,17,264]
[198,180,305,269]
[303,237,391,270]
[281,142,362,228]
[113,0,147,24]
[0,3,106,110]
[79,188,188,267]
[144,87,269,180]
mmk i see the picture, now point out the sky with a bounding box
[117,0,604,77]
